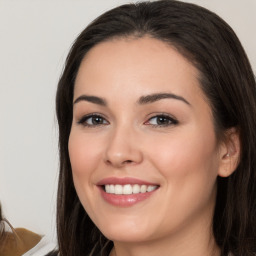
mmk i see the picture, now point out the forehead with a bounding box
[74,36,204,104]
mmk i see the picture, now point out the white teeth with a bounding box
[140,185,147,193]
[109,185,115,193]
[115,185,123,194]
[105,184,110,193]
[147,185,157,192]
[132,184,140,194]
[104,184,158,195]
[123,184,133,195]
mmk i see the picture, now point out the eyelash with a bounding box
[77,113,109,127]
[144,114,178,127]
[77,113,178,128]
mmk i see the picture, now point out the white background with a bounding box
[0,0,255,241]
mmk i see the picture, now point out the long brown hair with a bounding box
[56,1,256,255]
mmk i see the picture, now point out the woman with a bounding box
[55,0,256,255]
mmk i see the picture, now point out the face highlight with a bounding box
[68,37,224,247]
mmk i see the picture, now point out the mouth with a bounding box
[103,184,159,195]
[97,177,160,207]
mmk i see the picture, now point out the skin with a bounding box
[69,36,239,256]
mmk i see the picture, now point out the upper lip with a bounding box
[96,177,159,186]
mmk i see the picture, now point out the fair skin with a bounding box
[69,36,239,256]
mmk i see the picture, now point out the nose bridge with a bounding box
[104,121,142,167]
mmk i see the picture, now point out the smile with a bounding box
[97,177,160,207]
[104,184,158,195]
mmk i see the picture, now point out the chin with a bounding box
[97,219,155,243]
[103,230,151,243]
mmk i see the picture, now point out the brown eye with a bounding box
[78,114,109,127]
[145,115,178,127]
[90,116,105,125]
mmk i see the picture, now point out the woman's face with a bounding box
[69,37,224,244]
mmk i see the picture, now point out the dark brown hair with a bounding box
[56,1,256,255]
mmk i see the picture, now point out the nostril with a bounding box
[105,159,134,167]
[105,160,112,165]
[123,160,133,164]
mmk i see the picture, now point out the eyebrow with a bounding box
[73,92,190,107]
[138,93,190,106]
[73,95,107,106]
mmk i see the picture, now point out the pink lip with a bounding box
[97,177,157,186]
[97,177,159,207]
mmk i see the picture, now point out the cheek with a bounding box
[68,130,102,178]
[68,129,106,219]
[68,129,106,209]
[146,128,219,230]
[147,125,219,192]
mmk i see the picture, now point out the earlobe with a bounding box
[218,127,241,178]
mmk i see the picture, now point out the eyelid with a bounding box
[144,113,178,126]
[76,112,178,128]
[77,112,109,126]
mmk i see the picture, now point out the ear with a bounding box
[218,127,241,177]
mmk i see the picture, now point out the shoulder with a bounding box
[0,228,41,256]
[21,235,57,256]
[15,228,42,250]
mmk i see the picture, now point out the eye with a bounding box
[145,114,178,127]
[78,114,109,127]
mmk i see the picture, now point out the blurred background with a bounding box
[0,0,255,241]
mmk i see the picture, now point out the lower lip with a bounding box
[99,187,158,207]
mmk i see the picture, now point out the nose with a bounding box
[104,125,143,168]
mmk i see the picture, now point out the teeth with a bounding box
[115,185,123,195]
[123,184,132,195]
[141,185,147,193]
[104,184,158,195]
[132,184,140,194]
[109,184,115,193]
[147,185,157,192]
